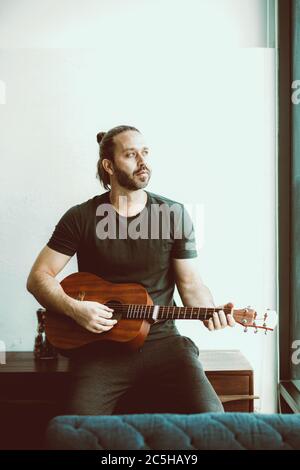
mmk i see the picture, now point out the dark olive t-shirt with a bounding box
[47,190,198,341]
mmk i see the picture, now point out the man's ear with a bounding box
[102,158,114,176]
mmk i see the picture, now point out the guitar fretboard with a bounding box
[107,304,233,321]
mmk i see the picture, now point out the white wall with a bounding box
[0,0,277,412]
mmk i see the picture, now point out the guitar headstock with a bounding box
[232,307,277,334]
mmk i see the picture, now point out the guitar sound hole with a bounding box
[106,300,123,321]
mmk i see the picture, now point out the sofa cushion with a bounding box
[45,413,300,450]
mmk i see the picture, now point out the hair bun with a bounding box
[96,132,106,144]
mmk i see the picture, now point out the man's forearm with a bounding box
[27,272,78,318]
[177,279,216,308]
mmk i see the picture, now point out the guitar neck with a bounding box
[111,304,233,321]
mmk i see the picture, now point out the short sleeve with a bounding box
[171,205,198,259]
[47,205,82,256]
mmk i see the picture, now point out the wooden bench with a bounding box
[0,350,256,449]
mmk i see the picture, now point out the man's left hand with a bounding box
[203,302,235,331]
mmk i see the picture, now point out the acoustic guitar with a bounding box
[44,272,277,351]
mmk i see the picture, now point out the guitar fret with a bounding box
[132,304,135,319]
[127,304,132,318]
[152,305,155,320]
[150,306,152,320]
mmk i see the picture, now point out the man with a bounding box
[27,124,235,415]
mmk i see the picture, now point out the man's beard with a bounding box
[113,165,151,190]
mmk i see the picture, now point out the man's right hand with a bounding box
[71,300,117,334]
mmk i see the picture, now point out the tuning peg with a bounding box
[241,318,249,332]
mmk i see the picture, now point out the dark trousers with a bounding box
[63,335,224,415]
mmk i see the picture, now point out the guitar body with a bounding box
[45,272,153,351]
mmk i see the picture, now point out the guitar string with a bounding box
[89,305,268,322]
[73,299,269,321]
[93,305,234,316]
[97,305,234,310]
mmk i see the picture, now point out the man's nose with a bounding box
[136,152,147,166]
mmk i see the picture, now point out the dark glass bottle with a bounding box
[34,308,57,360]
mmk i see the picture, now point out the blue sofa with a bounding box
[46,412,300,450]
